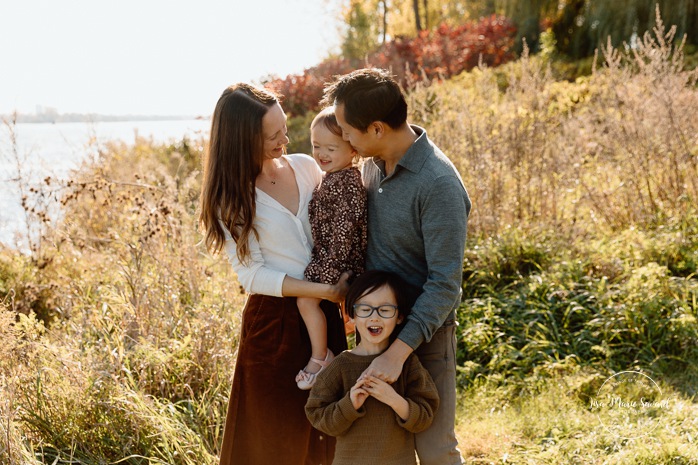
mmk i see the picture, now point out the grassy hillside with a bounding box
[1,24,697,464]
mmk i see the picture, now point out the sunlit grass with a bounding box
[456,373,698,464]
[2,15,698,465]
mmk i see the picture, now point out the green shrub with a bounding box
[286,111,316,155]
[458,222,698,389]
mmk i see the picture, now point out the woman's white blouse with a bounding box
[223,154,323,296]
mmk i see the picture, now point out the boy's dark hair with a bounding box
[321,68,408,132]
[345,270,420,321]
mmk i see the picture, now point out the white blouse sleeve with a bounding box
[223,227,286,297]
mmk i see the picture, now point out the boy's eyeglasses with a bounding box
[352,304,398,319]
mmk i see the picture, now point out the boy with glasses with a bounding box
[306,270,439,465]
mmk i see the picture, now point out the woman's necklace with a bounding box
[261,159,283,185]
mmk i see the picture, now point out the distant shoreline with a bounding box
[2,113,210,124]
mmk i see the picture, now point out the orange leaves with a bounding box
[263,15,517,117]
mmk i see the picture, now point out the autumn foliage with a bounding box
[264,15,516,116]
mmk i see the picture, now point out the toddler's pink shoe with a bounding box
[295,349,334,390]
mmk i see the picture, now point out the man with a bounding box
[322,68,471,465]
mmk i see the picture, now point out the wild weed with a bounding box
[1,8,696,463]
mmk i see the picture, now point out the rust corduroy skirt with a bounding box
[219,295,348,465]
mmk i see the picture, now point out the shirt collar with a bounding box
[368,125,430,177]
[396,125,430,174]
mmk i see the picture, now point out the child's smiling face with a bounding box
[351,284,403,354]
[311,123,356,173]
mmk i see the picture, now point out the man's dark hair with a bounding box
[321,68,408,132]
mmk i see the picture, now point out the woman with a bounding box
[199,83,349,465]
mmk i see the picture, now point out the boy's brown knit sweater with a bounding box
[305,351,439,465]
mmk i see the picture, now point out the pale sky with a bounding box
[0,0,341,117]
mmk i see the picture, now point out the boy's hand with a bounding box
[360,375,398,404]
[350,378,369,410]
[360,375,410,421]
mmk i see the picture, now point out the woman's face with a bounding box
[262,103,289,160]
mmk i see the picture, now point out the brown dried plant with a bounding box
[411,7,697,239]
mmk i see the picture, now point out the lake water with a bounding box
[0,119,210,249]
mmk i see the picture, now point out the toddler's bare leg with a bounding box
[297,296,328,373]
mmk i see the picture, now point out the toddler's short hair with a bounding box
[310,107,343,138]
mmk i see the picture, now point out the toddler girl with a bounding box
[305,270,439,465]
[295,107,367,389]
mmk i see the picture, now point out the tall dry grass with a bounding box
[0,12,696,464]
[410,14,698,238]
[1,137,244,463]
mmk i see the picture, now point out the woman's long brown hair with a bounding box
[199,83,278,263]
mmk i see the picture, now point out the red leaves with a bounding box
[264,15,516,117]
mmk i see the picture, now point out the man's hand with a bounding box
[361,339,413,383]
